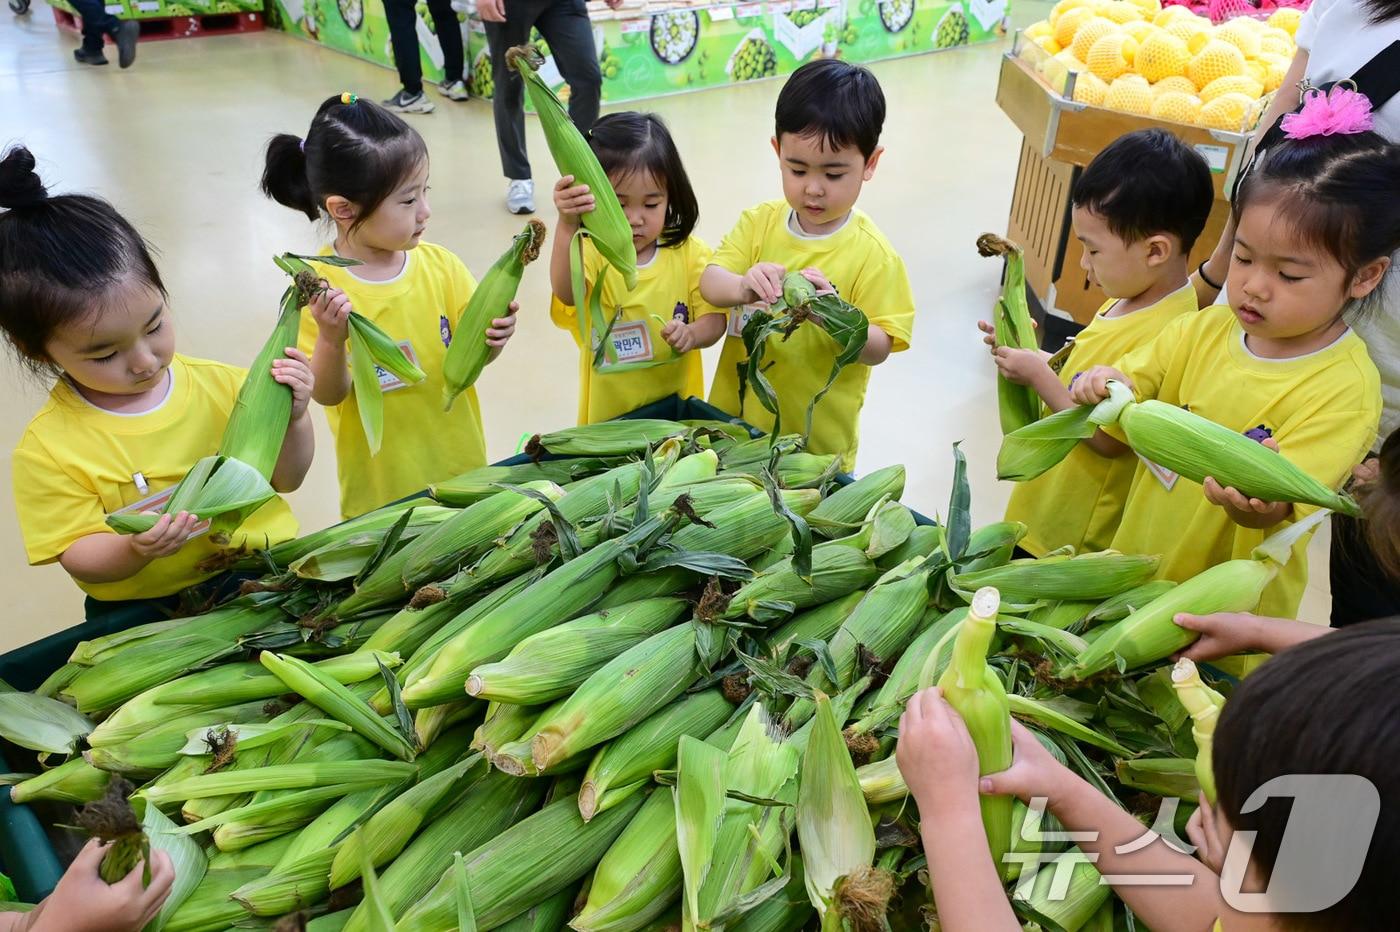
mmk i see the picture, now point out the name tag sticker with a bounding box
[1140,455,1180,492]
[113,486,211,541]
[727,304,763,338]
[598,321,654,366]
[376,340,421,393]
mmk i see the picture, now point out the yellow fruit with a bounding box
[1243,60,1267,86]
[1152,74,1198,97]
[1055,6,1098,48]
[1049,0,1093,27]
[1072,71,1109,105]
[1099,0,1144,24]
[1071,16,1119,61]
[1200,74,1262,103]
[1163,19,1208,52]
[1267,7,1302,36]
[1259,54,1289,94]
[1104,74,1153,115]
[1123,20,1157,42]
[1213,19,1262,60]
[1024,20,1053,40]
[1087,32,1138,81]
[1034,35,1063,55]
[1187,40,1246,90]
[1134,30,1190,81]
[1259,34,1293,58]
[1150,90,1203,124]
[1197,92,1254,131]
[1153,5,1194,26]
[1128,0,1161,17]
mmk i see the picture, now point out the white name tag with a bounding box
[1139,455,1180,492]
[727,305,763,339]
[597,321,654,367]
[376,340,420,393]
[114,485,211,540]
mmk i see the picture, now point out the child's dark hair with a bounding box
[774,59,885,160]
[588,112,698,248]
[1071,129,1213,252]
[0,146,166,374]
[262,93,428,232]
[1362,429,1400,581]
[1214,621,1400,931]
[1233,126,1400,315]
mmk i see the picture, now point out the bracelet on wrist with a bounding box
[1197,260,1224,292]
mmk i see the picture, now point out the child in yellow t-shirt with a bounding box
[548,111,726,424]
[263,93,518,519]
[695,60,915,472]
[986,129,1213,557]
[898,621,1400,932]
[1070,122,1398,619]
[0,146,310,609]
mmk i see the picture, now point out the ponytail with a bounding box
[1363,429,1400,582]
[260,133,318,221]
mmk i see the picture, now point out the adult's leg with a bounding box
[533,0,602,132]
[68,0,117,54]
[425,0,464,84]
[383,0,425,94]
[485,3,540,180]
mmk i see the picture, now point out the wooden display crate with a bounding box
[995,46,1250,330]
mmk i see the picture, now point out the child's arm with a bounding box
[307,288,352,406]
[983,721,1225,932]
[269,348,315,493]
[661,313,727,353]
[976,320,1069,410]
[699,263,786,308]
[1174,611,1331,660]
[18,839,174,932]
[896,687,1020,932]
[549,176,593,305]
[59,514,202,584]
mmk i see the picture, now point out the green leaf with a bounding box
[945,443,971,561]
[139,799,207,932]
[675,736,728,925]
[356,506,417,586]
[453,851,478,932]
[377,655,416,748]
[0,692,94,754]
[996,404,1098,481]
[348,323,386,456]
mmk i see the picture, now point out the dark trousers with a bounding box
[383,0,464,94]
[69,0,120,54]
[1330,511,1400,626]
[485,0,602,180]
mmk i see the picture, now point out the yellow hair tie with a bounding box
[341,92,359,105]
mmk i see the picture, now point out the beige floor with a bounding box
[0,2,1330,651]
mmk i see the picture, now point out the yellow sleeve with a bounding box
[11,434,110,565]
[550,241,603,334]
[711,208,760,275]
[849,248,915,352]
[296,305,320,360]
[1112,311,1195,403]
[687,237,726,320]
[443,250,479,329]
[1269,376,1380,520]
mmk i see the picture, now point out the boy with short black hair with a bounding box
[986,128,1213,557]
[695,58,916,472]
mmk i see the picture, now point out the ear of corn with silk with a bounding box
[978,234,1041,434]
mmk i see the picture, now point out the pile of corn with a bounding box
[2,421,1260,931]
[1018,0,1303,131]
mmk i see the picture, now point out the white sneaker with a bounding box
[440,79,469,101]
[382,89,435,114]
[506,179,535,214]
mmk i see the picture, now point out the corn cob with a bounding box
[728,855,813,932]
[666,488,819,561]
[724,452,841,489]
[164,866,264,932]
[525,622,707,773]
[593,567,697,611]
[84,699,273,776]
[951,551,1160,602]
[289,506,457,582]
[140,760,415,807]
[395,793,646,931]
[472,700,546,758]
[978,234,1040,434]
[938,587,1014,877]
[340,303,428,456]
[248,498,423,569]
[996,403,1098,481]
[856,755,905,805]
[824,561,934,688]
[507,45,636,290]
[1085,579,1179,625]
[525,420,685,459]
[1171,658,1224,804]
[721,543,877,623]
[796,692,878,926]
[578,688,734,821]
[875,523,942,570]
[340,770,546,932]
[572,786,682,932]
[1091,380,1362,516]
[959,520,1029,574]
[431,458,608,506]
[70,613,195,665]
[467,597,689,704]
[807,465,906,535]
[358,590,474,662]
[1115,758,1202,800]
[862,607,966,718]
[260,652,417,761]
[1012,849,1111,932]
[766,591,865,662]
[495,884,576,931]
[9,756,110,805]
[443,220,547,409]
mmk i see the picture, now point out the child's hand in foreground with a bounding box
[978,720,1076,805]
[128,512,200,559]
[661,320,699,353]
[308,286,352,345]
[1069,366,1132,406]
[741,262,786,305]
[272,348,314,420]
[486,301,520,351]
[29,839,174,932]
[553,175,594,224]
[896,687,981,812]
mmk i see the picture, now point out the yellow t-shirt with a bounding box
[299,243,486,519]
[1108,305,1380,619]
[1006,284,1198,556]
[550,235,723,425]
[706,200,916,471]
[11,355,300,602]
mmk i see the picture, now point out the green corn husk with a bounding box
[260,652,417,761]
[1171,658,1224,804]
[855,755,904,806]
[578,689,734,822]
[141,760,415,807]
[979,234,1040,434]
[724,452,841,490]
[472,700,545,757]
[343,305,428,456]
[0,691,93,754]
[525,623,709,773]
[573,786,682,932]
[1029,600,1097,632]
[1091,379,1362,516]
[288,506,457,582]
[443,220,547,408]
[33,661,83,698]
[396,793,646,932]
[807,466,906,535]
[854,499,918,560]
[728,855,813,932]
[164,867,264,932]
[721,543,878,624]
[593,568,698,611]
[431,458,609,506]
[996,404,1098,481]
[1012,849,1112,932]
[812,560,934,696]
[467,597,689,704]
[85,699,273,776]
[939,587,1014,878]
[358,590,476,663]
[494,884,576,932]
[8,757,109,805]
[959,521,1029,574]
[208,832,296,871]
[661,489,820,562]
[951,551,1160,603]
[1084,580,1179,625]
[525,420,686,459]
[1115,757,1202,800]
[875,524,942,570]
[766,592,865,662]
[397,483,562,591]
[245,498,424,570]
[867,607,968,713]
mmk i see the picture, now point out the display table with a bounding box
[265,0,1011,104]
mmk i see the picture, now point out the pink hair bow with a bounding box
[1281,85,1376,140]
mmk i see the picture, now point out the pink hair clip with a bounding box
[1280,85,1376,140]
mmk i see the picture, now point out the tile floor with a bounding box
[0,1,1330,650]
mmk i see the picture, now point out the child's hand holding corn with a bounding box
[1069,365,1132,406]
[896,687,981,811]
[18,839,174,932]
[741,261,786,305]
[309,287,352,345]
[553,175,595,228]
[1202,449,1292,529]
[661,319,699,353]
[484,302,519,353]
